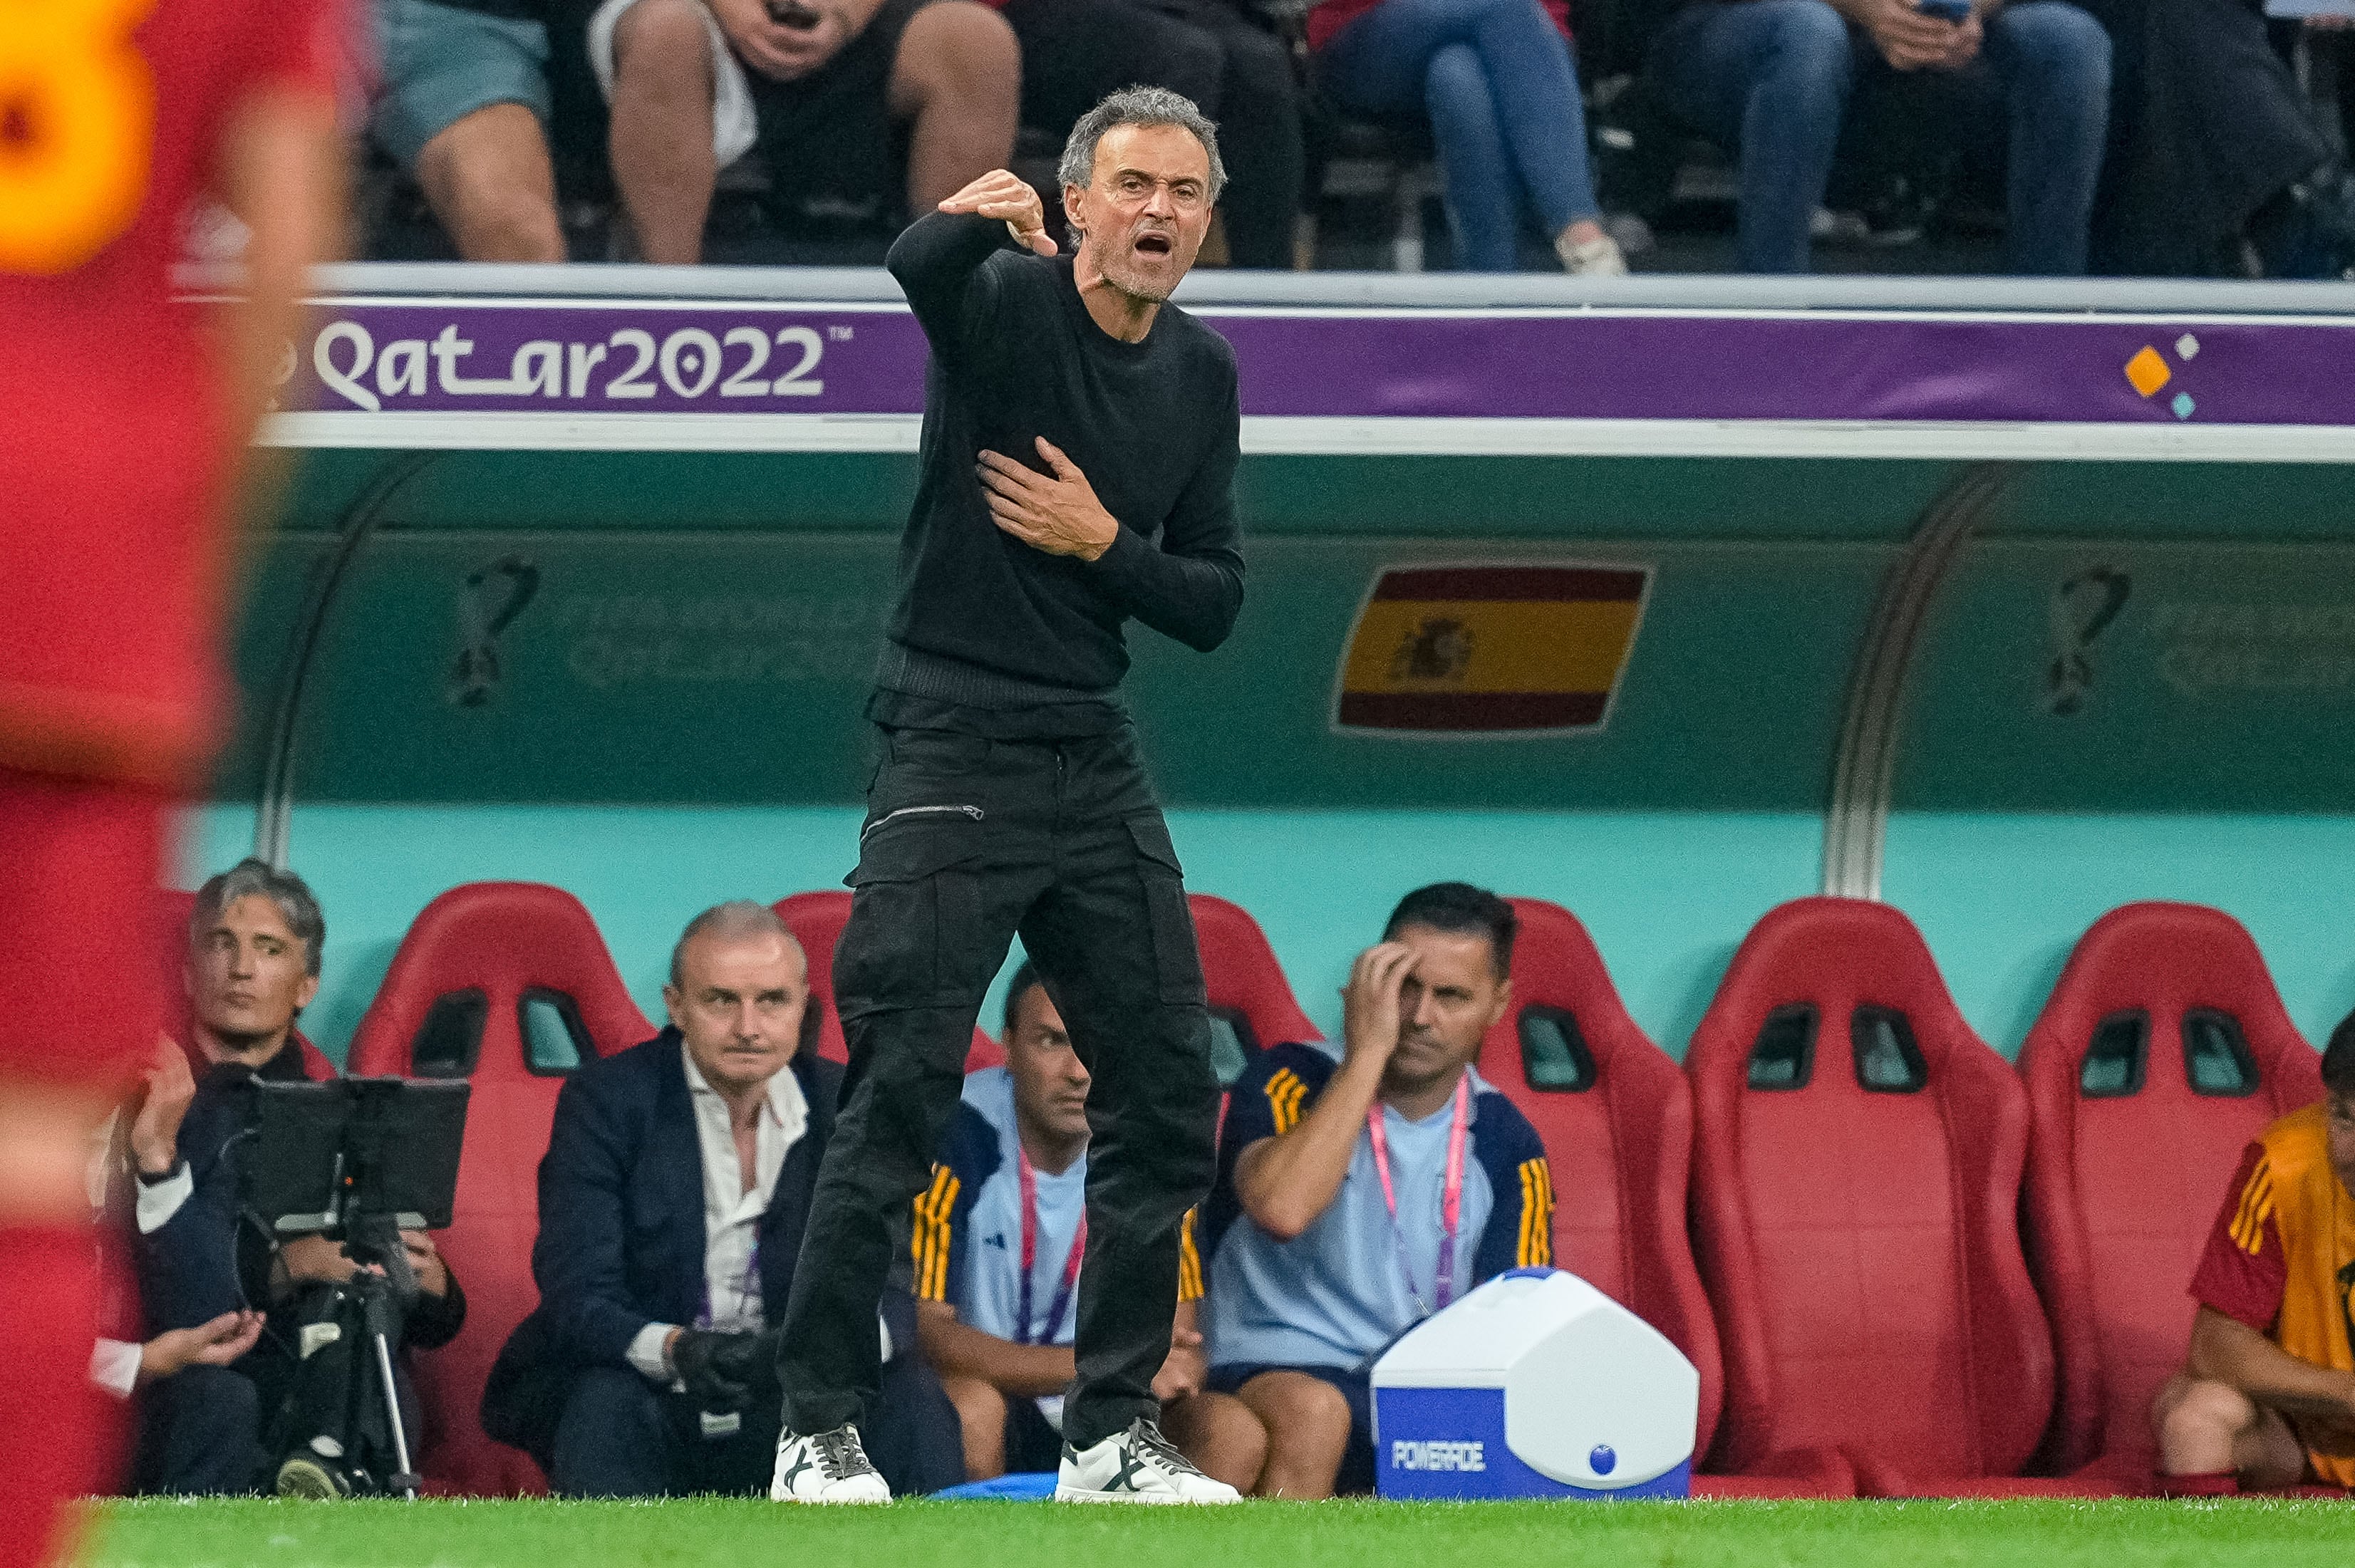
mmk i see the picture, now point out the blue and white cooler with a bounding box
[1370,1267,1698,1500]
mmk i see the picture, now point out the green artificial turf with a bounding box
[78,1497,2355,1568]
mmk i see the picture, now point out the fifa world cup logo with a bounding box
[2045,567,2131,717]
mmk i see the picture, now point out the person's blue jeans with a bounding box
[1648,0,2110,273]
[1319,0,1605,270]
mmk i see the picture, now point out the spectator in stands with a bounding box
[2153,1016,2355,1494]
[998,0,1304,268]
[138,861,466,1495]
[914,963,1267,1484]
[482,902,961,1495]
[2079,0,2355,275]
[1313,0,1628,273]
[1643,0,2110,273]
[371,0,568,261]
[591,0,1018,262]
[1199,883,1556,1496]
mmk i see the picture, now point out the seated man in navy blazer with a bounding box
[485,901,961,1497]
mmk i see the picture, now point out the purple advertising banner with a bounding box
[284,299,2355,427]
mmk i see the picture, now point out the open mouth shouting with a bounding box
[1134,229,1175,259]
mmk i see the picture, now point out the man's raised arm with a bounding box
[886,170,1057,358]
[1233,947,1414,1241]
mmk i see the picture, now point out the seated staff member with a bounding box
[2156,1016,2355,1493]
[913,965,1265,1487]
[483,902,961,1497]
[140,861,465,1495]
[1200,883,1555,1498]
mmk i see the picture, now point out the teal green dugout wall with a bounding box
[198,445,2355,1066]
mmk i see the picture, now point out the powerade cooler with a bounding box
[1371,1267,1698,1500]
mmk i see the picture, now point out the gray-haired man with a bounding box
[768,88,1246,1505]
[140,861,465,1493]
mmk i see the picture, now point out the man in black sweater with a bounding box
[768,86,1245,1506]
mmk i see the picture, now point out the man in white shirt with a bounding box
[483,901,961,1496]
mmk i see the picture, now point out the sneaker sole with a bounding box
[1053,1485,1238,1505]
[275,1457,348,1501]
[771,1490,893,1505]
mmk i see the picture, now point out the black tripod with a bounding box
[245,1077,467,1501]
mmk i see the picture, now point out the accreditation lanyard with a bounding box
[1015,1143,1087,1346]
[1366,1076,1471,1319]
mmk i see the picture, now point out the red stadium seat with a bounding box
[2019,902,2324,1491]
[155,888,334,1081]
[346,883,653,1497]
[1687,896,2059,1497]
[773,891,1000,1071]
[1189,893,1321,1050]
[1476,899,1727,1462]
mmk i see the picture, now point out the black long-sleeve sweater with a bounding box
[871,212,1246,738]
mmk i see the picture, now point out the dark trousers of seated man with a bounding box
[776,722,1220,1453]
[553,1347,958,1497]
[138,1363,272,1495]
[137,1337,425,1495]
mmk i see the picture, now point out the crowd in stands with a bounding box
[93,864,2355,1498]
[344,0,2355,274]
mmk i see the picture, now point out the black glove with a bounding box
[671,1329,760,1411]
[705,1327,782,1398]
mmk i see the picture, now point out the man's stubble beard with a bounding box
[1077,232,1176,306]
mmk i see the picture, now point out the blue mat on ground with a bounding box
[933,1473,1058,1501]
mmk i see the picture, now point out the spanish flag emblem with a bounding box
[1333,564,1650,734]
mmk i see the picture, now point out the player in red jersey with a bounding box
[0,1,344,1558]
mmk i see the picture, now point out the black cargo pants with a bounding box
[775,721,1219,1450]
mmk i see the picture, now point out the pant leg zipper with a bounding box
[861,804,985,840]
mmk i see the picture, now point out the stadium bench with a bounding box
[347,882,653,1497]
[1687,896,2071,1498]
[772,891,1000,1071]
[2019,901,2325,1493]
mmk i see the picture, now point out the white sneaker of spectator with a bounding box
[1055,1418,1243,1504]
[1557,232,1627,276]
[770,1425,893,1504]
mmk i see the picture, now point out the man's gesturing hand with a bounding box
[130,1034,196,1178]
[939,169,1057,256]
[977,437,1119,559]
[139,1310,266,1386]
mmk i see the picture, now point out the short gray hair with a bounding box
[1058,85,1227,208]
[191,859,326,977]
[669,900,802,988]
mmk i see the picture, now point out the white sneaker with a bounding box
[770,1425,893,1504]
[1055,1418,1242,1504]
[1557,232,1628,276]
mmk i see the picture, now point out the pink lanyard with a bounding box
[1015,1143,1087,1346]
[1366,1075,1471,1319]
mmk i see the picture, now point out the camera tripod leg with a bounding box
[372,1327,420,1497]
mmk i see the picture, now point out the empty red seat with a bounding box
[1476,899,1734,1470]
[1688,896,2064,1497]
[773,891,1000,1070]
[1189,893,1321,1052]
[2019,901,2324,1490]
[346,883,652,1497]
